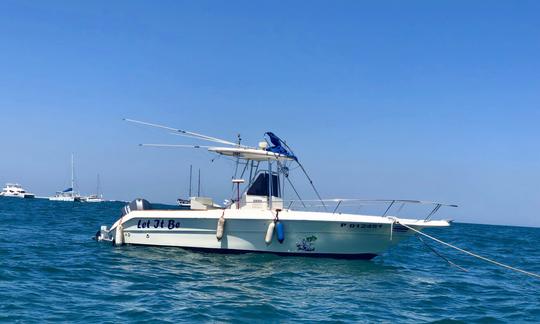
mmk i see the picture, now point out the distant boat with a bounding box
[49,187,81,202]
[83,174,105,203]
[176,166,205,208]
[176,165,200,208]
[49,154,82,202]
[84,195,104,203]
[176,198,190,208]
[0,183,35,198]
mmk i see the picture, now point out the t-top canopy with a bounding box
[208,147,295,161]
[265,132,297,161]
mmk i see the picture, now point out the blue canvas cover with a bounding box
[264,132,297,160]
[62,187,73,193]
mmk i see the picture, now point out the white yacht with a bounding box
[83,174,105,203]
[96,119,456,259]
[84,195,104,203]
[49,188,82,202]
[0,183,35,198]
[49,154,82,202]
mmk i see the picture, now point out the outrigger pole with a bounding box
[294,161,326,211]
[124,118,245,147]
[265,133,327,211]
[127,118,325,210]
[138,144,212,148]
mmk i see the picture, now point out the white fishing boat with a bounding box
[0,183,35,198]
[49,154,82,202]
[83,174,105,203]
[96,119,456,259]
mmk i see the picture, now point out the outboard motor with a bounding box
[114,199,151,246]
[121,198,152,216]
[95,225,110,242]
[96,199,152,244]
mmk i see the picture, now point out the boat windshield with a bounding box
[246,172,281,198]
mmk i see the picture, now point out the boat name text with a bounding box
[137,219,181,230]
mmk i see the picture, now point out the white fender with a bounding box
[115,223,124,246]
[216,216,226,241]
[265,221,275,245]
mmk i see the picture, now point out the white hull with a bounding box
[49,196,81,202]
[0,192,35,199]
[84,198,105,203]
[1,183,35,198]
[104,209,449,258]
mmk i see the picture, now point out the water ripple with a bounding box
[0,198,538,322]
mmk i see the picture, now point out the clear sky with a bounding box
[0,1,539,227]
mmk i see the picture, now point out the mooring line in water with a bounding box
[392,219,540,279]
[416,235,468,272]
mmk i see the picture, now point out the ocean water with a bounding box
[0,198,538,323]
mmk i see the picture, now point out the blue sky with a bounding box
[0,1,539,226]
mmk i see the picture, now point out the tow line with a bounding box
[389,217,540,280]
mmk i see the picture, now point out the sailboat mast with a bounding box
[71,153,75,196]
[197,169,201,197]
[189,165,192,197]
[96,174,101,197]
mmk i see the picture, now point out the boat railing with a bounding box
[277,199,458,220]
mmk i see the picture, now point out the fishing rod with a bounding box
[124,118,248,147]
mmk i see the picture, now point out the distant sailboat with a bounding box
[177,165,197,208]
[49,153,82,202]
[83,174,105,203]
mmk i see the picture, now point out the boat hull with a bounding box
[141,245,378,260]
[105,209,443,258]
[84,198,105,203]
[0,193,35,198]
[49,196,81,202]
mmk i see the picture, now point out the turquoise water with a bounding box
[1,198,538,323]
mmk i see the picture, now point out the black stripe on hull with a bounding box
[126,244,378,260]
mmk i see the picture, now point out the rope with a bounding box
[273,209,280,222]
[392,219,540,279]
[417,236,468,272]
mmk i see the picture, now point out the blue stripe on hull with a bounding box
[127,244,378,260]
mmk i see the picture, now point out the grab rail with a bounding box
[235,198,457,219]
